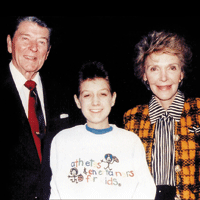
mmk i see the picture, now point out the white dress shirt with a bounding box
[9,61,46,124]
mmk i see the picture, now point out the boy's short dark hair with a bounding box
[77,61,114,97]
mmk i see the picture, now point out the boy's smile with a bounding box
[74,78,116,129]
[90,109,103,113]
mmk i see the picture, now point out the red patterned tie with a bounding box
[25,80,45,163]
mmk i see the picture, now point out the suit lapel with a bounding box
[40,75,49,127]
[3,66,41,165]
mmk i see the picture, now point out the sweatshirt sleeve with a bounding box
[132,136,156,199]
[49,137,60,200]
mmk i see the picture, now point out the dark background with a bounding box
[1,16,200,127]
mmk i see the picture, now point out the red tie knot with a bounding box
[24,80,37,90]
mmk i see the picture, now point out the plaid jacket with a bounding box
[124,97,200,200]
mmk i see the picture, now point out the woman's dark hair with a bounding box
[77,61,114,97]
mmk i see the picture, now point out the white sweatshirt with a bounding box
[50,124,156,199]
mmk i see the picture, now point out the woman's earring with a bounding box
[143,80,150,91]
[179,79,183,88]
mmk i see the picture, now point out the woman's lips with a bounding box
[157,85,172,90]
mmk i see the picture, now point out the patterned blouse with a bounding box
[149,91,185,187]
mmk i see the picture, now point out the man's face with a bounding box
[7,21,50,79]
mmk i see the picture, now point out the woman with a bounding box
[124,31,200,200]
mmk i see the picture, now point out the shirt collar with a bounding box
[9,61,41,89]
[86,124,113,135]
[149,90,185,124]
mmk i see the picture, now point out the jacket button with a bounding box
[175,165,181,173]
[175,194,181,200]
[174,134,179,142]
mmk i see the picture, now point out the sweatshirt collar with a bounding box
[86,124,113,135]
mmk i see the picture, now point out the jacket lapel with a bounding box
[3,67,41,165]
[40,75,50,129]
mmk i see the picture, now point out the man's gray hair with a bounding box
[10,16,52,50]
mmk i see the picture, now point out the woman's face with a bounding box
[143,52,184,109]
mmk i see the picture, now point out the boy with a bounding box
[50,61,156,199]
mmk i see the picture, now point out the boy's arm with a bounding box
[132,137,156,199]
[49,138,60,200]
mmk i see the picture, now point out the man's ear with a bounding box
[74,94,81,109]
[7,35,12,54]
[45,46,51,60]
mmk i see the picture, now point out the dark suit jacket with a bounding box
[0,65,73,200]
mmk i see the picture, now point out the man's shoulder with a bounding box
[0,64,12,85]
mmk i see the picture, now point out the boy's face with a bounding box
[74,78,116,129]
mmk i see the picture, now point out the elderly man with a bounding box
[1,16,71,200]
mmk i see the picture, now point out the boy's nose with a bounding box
[92,96,100,105]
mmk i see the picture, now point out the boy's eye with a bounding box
[83,94,90,98]
[101,93,107,96]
